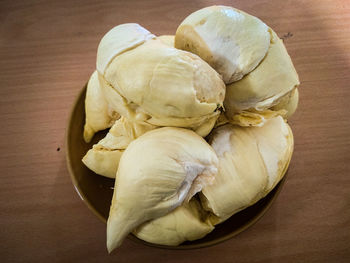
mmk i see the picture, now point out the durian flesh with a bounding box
[107,127,218,252]
[201,116,293,224]
[96,23,155,75]
[130,116,294,246]
[97,23,225,136]
[82,117,155,178]
[224,30,300,126]
[175,5,270,84]
[175,6,299,127]
[79,8,299,251]
[83,71,120,143]
[271,88,299,119]
[133,197,214,246]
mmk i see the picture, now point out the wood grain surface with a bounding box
[1,0,349,262]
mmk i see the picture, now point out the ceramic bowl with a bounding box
[66,85,286,249]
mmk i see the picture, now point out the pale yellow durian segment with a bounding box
[98,116,156,150]
[271,88,299,119]
[98,73,135,122]
[82,116,218,180]
[104,38,225,135]
[99,72,219,137]
[107,127,218,252]
[83,71,119,143]
[251,117,293,191]
[175,5,270,83]
[82,147,122,179]
[158,35,175,47]
[82,117,155,178]
[96,23,155,74]
[224,30,300,121]
[133,197,214,246]
[201,116,293,224]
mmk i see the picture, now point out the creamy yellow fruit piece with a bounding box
[82,117,155,178]
[175,5,270,84]
[107,127,218,252]
[96,23,155,75]
[224,30,299,126]
[133,197,214,246]
[83,71,119,143]
[83,50,220,177]
[271,88,299,119]
[100,37,225,137]
[82,115,218,178]
[95,23,225,137]
[201,116,293,224]
[82,148,122,179]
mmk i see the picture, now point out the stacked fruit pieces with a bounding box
[81,6,299,253]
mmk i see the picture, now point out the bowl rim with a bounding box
[65,85,108,223]
[65,84,287,250]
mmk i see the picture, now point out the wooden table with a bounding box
[1,0,349,262]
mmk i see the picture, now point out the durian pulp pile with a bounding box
[81,5,299,253]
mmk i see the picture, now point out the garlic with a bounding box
[83,71,119,143]
[175,5,270,84]
[133,197,214,246]
[107,127,218,252]
[201,116,293,224]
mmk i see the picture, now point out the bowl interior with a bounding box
[66,85,286,249]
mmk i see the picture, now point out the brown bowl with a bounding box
[66,84,286,249]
